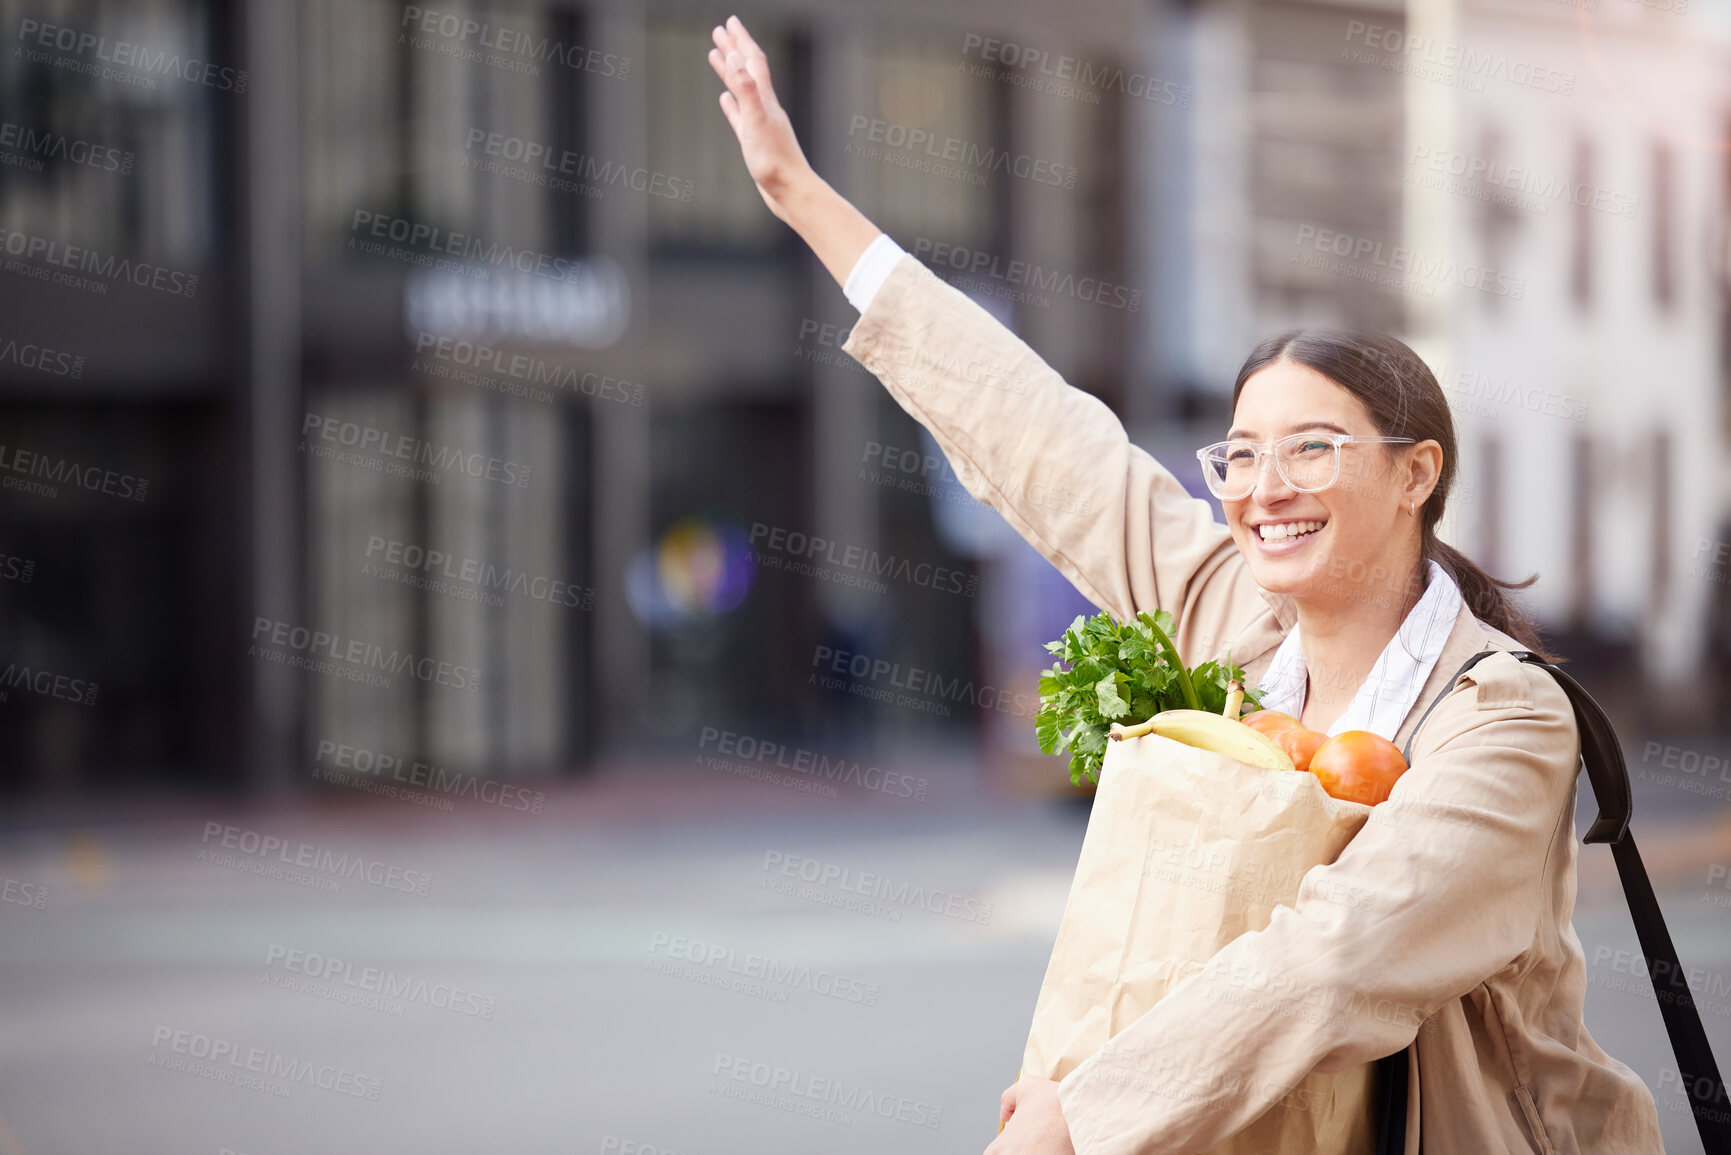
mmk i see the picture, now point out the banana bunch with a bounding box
[1108,680,1295,772]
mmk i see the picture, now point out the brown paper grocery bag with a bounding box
[1021,732,1377,1154]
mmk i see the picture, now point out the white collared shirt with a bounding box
[1256,558,1464,741]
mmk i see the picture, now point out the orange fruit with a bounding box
[1241,710,1302,738]
[1308,730,1409,806]
[1274,727,1329,775]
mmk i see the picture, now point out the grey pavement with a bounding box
[0,735,1726,1155]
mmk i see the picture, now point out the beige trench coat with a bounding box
[840,254,1665,1154]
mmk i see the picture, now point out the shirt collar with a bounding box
[1256,559,1464,742]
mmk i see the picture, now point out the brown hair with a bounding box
[1231,327,1562,664]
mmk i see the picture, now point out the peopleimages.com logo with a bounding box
[0,120,133,174]
[2,876,46,910]
[300,412,531,489]
[199,821,433,896]
[148,1026,381,1100]
[15,18,248,92]
[463,129,693,202]
[250,616,482,692]
[0,225,197,298]
[314,739,547,814]
[0,663,97,705]
[265,944,497,1019]
[845,115,1077,190]
[748,522,977,599]
[711,1053,944,1129]
[960,33,1190,108]
[399,6,630,78]
[0,334,84,379]
[0,442,147,501]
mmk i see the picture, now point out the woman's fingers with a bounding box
[998,1082,1019,1125]
[716,89,741,136]
[707,38,761,118]
[708,26,742,87]
[726,14,764,62]
[726,17,772,83]
[716,17,779,108]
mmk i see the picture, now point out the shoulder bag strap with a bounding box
[1375,649,1730,1153]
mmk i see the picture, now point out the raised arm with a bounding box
[709,17,1273,667]
[839,257,1274,667]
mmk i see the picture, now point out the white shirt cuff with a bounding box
[842,233,906,313]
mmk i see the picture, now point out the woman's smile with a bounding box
[1248,516,1329,556]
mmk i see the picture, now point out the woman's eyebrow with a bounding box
[1225,420,1354,440]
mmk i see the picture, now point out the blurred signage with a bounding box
[402,257,629,347]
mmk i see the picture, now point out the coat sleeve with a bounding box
[839,253,1270,666]
[1054,655,1581,1155]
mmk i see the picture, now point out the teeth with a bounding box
[1257,520,1324,541]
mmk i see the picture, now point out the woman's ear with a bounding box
[1407,440,1444,506]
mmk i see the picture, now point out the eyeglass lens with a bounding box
[1206,438,1338,499]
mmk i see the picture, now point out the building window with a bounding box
[1651,428,1671,612]
[1569,430,1593,626]
[0,0,217,264]
[1474,125,1520,317]
[1569,137,1594,313]
[1478,431,1502,575]
[859,32,995,246]
[302,0,406,253]
[1652,139,1676,312]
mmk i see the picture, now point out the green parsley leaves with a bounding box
[1034,609,1263,786]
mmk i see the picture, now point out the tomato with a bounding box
[1308,730,1409,806]
[1274,727,1329,775]
[1241,710,1302,738]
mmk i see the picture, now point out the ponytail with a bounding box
[1427,539,1562,664]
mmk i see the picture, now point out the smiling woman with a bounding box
[706,14,1664,1155]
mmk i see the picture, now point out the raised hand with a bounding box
[708,15,812,223]
[705,14,880,285]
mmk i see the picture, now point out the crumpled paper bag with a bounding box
[1020,731,1378,1154]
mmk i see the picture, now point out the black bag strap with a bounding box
[1375,648,1730,1153]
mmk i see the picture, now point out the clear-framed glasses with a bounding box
[1194,433,1416,501]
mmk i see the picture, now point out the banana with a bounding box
[1109,709,1296,772]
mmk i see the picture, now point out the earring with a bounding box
[1408,500,1415,515]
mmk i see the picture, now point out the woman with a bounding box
[707,16,1664,1154]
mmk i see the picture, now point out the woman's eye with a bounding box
[1225,448,1256,464]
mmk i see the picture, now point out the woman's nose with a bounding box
[1250,452,1295,505]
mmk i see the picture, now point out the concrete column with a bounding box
[591,0,653,752]
[1402,0,1464,550]
[810,16,880,637]
[243,0,304,794]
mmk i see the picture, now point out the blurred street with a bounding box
[2,732,1726,1155]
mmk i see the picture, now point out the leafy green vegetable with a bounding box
[1034,609,1264,787]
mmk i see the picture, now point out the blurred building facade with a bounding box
[1150,0,1731,721]
[0,0,1151,793]
[1,0,1725,795]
